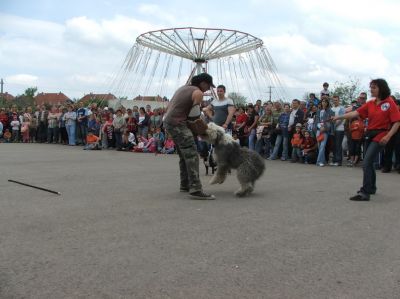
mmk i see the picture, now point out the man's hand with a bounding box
[379,135,391,146]
[222,123,228,129]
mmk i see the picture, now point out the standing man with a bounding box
[330,95,345,166]
[163,73,216,200]
[203,85,236,134]
[76,101,88,145]
[36,105,48,143]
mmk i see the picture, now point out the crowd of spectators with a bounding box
[1,82,399,173]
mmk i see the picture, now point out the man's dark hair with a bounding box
[292,99,300,104]
[370,79,391,99]
[191,73,215,88]
[217,85,226,92]
[309,93,316,98]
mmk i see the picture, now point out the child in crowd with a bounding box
[300,131,317,164]
[232,132,241,144]
[10,114,20,143]
[160,135,175,154]
[84,131,101,150]
[133,132,156,153]
[153,127,165,153]
[88,114,101,136]
[3,129,12,142]
[21,116,30,143]
[121,130,136,151]
[290,123,304,163]
[103,117,115,149]
[349,117,365,166]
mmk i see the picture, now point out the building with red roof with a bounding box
[35,92,71,106]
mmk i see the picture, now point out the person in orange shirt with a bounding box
[290,123,304,163]
[84,131,101,150]
[348,117,365,166]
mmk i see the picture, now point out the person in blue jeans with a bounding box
[76,102,88,145]
[245,104,259,151]
[64,105,77,145]
[333,78,400,201]
[269,103,290,160]
[314,98,334,166]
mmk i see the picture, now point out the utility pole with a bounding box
[0,78,3,94]
[267,85,274,101]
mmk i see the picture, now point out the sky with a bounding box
[1,0,399,101]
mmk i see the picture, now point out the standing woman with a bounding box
[64,104,77,146]
[333,79,400,201]
[245,104,259,151]
[314,98,334,166]
[137,107,150,139]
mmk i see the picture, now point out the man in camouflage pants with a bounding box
[163,73,216,200]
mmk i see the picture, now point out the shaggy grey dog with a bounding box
[202,122,265,197]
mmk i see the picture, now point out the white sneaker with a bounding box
[318,163,325,167]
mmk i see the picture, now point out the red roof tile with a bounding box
[0,92,15,101]
[35,92,70,106]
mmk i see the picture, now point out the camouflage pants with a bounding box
[164,123,202,193]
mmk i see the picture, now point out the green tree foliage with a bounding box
[228,92,247,107]
[24,87,38,98]
[393,92,400,100]
[332,78,361,105]
[13,95,35,110]
[87,97,108,108]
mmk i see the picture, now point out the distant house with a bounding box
[79,93,117,105]
[35,92,71,106]
[0,92,15,101]
[132,95,164,102]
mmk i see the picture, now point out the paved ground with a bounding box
[1,144,400,299]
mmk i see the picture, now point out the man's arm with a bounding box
[223,106,236,129]
[192,89,204,105]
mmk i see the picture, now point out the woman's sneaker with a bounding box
[189,191,216,200]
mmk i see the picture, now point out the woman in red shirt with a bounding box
[333,79,400,201]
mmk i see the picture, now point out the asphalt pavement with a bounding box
[1,144,399,299]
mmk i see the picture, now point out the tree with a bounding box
[24,87,38,98]
[393,92,400,100]
[228,92,247,107]
[14,95,34,109]
[332,78,361,105]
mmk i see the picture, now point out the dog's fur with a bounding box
[201,122,265,197]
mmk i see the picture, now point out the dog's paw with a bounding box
[234,186,253,197]
[209,175,219,185]
[234,189,247,197]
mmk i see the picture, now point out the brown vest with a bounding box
[163,85,198,126]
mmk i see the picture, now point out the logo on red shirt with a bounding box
[381,103,390,111]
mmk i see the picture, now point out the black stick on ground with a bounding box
[8,179,61,195]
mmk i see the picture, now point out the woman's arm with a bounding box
[249,115,259,130]
[332,110,359,121]
[380,121,400,145]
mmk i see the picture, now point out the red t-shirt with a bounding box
[350,119,365,140]
[236,113,248,124]
[357,97,400,142]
